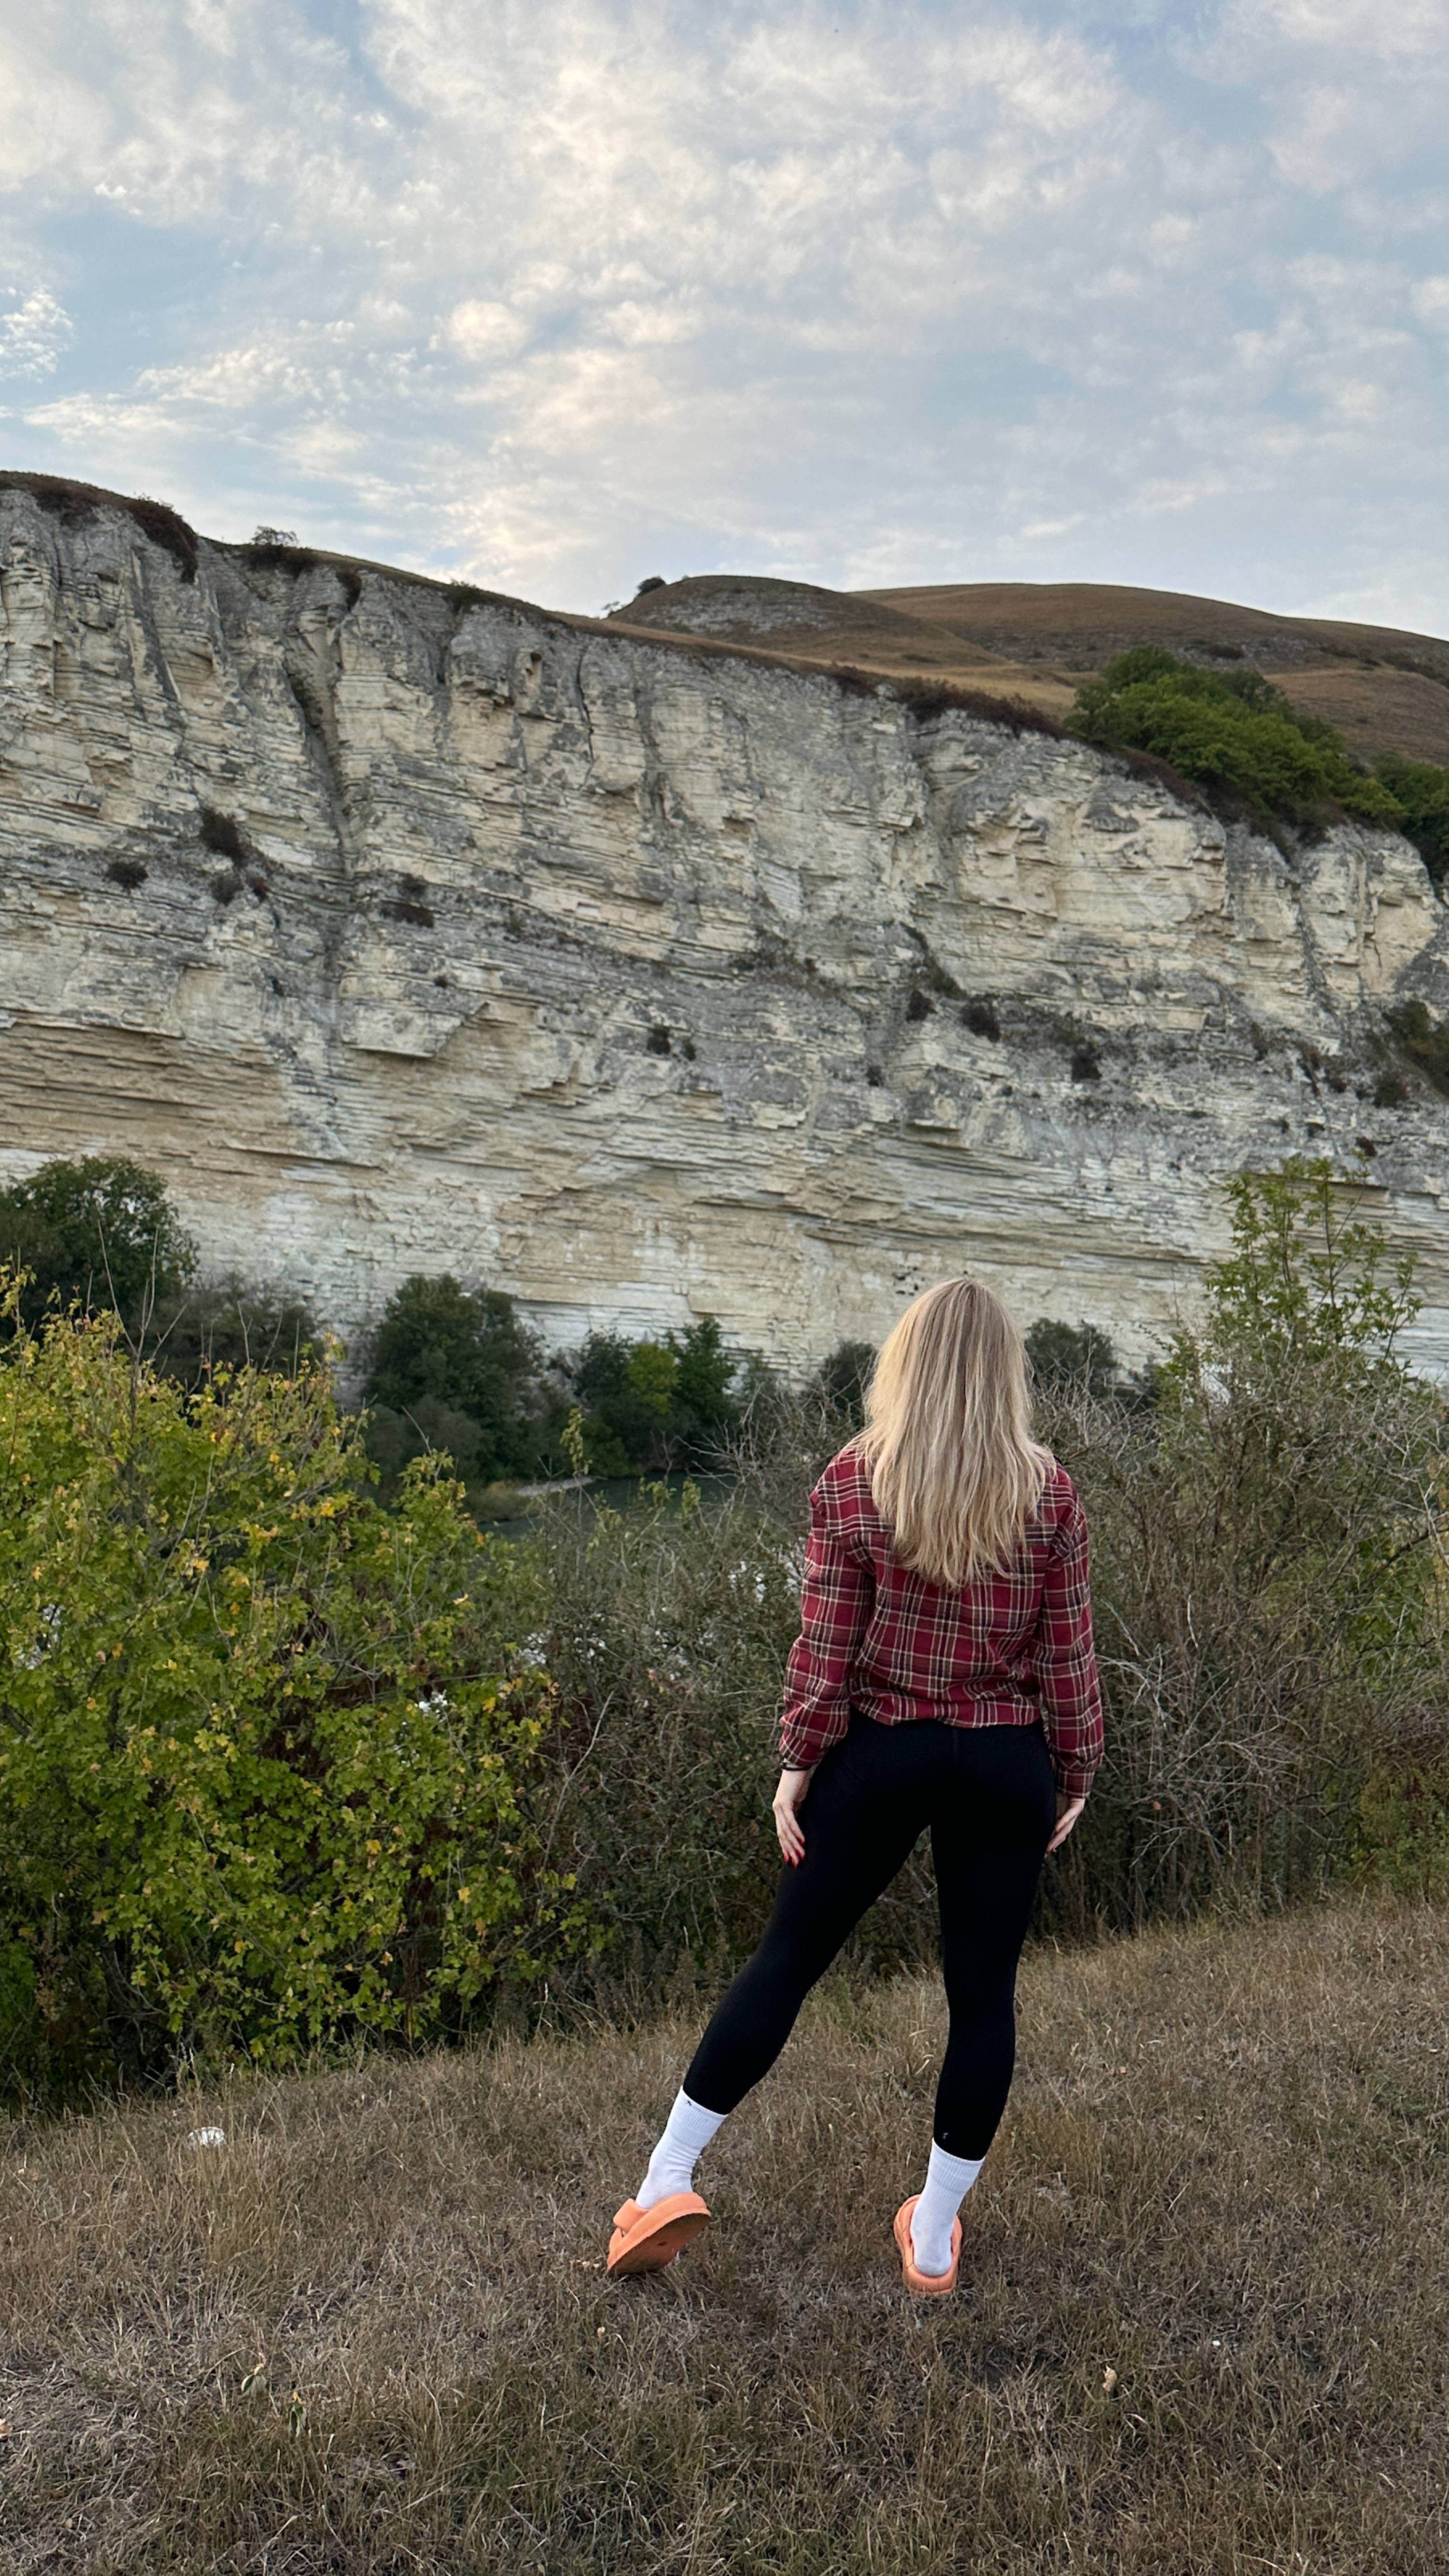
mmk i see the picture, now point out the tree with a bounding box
[568,1317,741,1474]
[813,1338,876,1427]
[1025,1317,1120,1399]
[363,1275,548,1485]
[1033,1159,1445,1935]
[671,1316,736,1432]
[0,1155,196,1329]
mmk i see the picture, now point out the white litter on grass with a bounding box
[186,2126,227,2150]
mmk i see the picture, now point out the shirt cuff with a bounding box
[1052,1761,1097,1800]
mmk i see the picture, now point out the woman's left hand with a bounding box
[1046,1793,1086,1854]
[772,1766,814,1866]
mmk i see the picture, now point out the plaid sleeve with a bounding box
[778,1482,875,1769]
[1030,1489,1104,1800]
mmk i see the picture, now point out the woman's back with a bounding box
[780,1440,1101,1798]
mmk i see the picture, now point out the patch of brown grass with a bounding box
[3,1898,1448,2572]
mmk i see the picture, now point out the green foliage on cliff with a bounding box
[0,1281,578,2103]
[1072,648,1405,832]
[1381,998,1449,1099]
[1373,753,1449,885]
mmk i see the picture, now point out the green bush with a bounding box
[1037,1159,1447,1936]
[0,1281,581,2104]
[363,1274,555,1488]
[523,1397,867,1990]
[812,1338,876,1428]
[569,1316,742,1473]
[1373,753,1449,885]
[0,1155,197,1329]
[1072,648,1405,832]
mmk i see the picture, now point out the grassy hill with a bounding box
[613,577,1449,768]
[8,469,1446,767]
[6,1896,1448,2573]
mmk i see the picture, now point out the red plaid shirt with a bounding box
[779,1444,1103,1798]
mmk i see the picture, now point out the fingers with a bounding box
[1046,1798,1086,1854]
[773,1802,805,1866]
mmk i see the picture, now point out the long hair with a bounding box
[856,1279,1050,1588]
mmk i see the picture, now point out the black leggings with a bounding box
[684,1715,1056,2159]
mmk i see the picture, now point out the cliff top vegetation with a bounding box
[1072,646,1449,862]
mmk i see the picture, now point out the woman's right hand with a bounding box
[1046,1793,1085,1854]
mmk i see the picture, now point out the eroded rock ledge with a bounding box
[4,484,1449,1371]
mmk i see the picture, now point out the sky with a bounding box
[2,0,1447,626]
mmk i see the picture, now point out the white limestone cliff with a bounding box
[4,482,1449,1374]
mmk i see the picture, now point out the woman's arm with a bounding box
[777,1488,876,1774]
[1031,1489,1104,1824]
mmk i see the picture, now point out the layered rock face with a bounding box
[4,483,1449,1374]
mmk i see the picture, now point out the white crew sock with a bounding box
[910,2140,985,2276]
[635,2088,728,2211]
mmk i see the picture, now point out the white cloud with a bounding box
[1412,275,1449,328]
[0,0,1445,626]
[0,287,72,377]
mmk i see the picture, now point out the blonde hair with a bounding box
[857,1279,1050,1589]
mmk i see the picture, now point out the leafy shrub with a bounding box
[199,805,253,865]
[524,1415,845,1989]
[104,857,148,891]
[1072,648,1405,832]
[363,1274,553,1488]
[1037,1160,1447,1937]
[1374,754,1449,884]
[0,1284,577,2102]
[0,1155,197,1330]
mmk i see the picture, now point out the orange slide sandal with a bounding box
[893,2195,961,2297]
[606,2192,711,2277]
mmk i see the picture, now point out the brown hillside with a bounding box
[613,575,1449,765]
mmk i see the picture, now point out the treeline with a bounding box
[363,1276,752,1490]
[0,1157,764,1488]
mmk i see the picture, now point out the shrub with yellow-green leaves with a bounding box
[0,1279,579,2103]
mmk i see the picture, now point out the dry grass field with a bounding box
[612,576,1449,764]
[4,1896,1449,2575]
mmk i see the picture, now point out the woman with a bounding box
[606,1277,1103,2295]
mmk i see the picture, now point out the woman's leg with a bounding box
[900,1726,1055,2278]
[928,1724,1057,2160]
[681,1722,932,2115]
